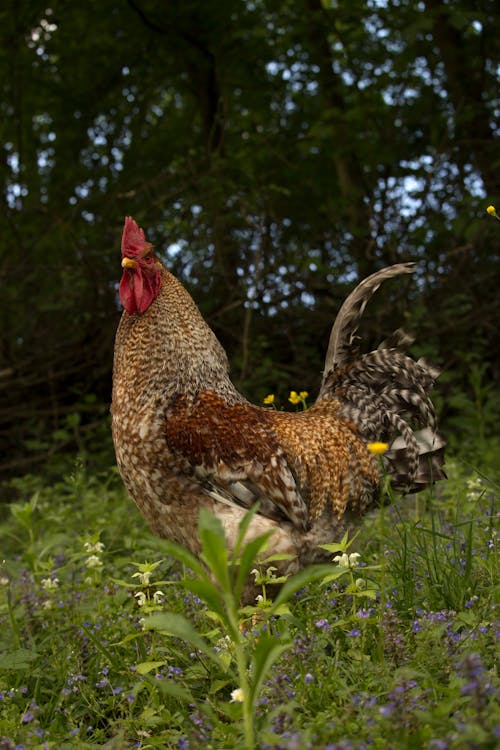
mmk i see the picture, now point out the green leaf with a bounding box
[249,635,290,706]
[320,569,352,585]
[234,530,274,601]
[269,602,292,617]
[0,649,38,670]
[110,577,138,588]
[153,538,206,578]
[269,564,336,613]
[261,552,296,563]
[199,510,230,590]
[319,531,359,554]
[135,661,165,675]
[232,503,261,561]
[180,577,226,620]
[144,612,223,668]
[199,507,226,540]
[209,678,232,695]
[113,632,145,647]
[360,588,378,600]
[150,675,193,703]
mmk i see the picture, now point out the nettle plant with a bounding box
[137,507,375,750]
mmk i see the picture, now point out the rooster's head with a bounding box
[119,216,162,315]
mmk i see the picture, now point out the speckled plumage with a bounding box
[112,219,445,599]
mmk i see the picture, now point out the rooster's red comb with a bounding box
[121,216,152,259]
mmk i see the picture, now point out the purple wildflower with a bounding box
[465,595,479,609]
[315,618,331,631]
[356,608,374,619]
[379,703,395,717]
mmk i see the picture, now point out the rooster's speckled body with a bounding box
[112,217,445,593]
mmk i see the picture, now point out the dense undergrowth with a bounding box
[0,440,498,749]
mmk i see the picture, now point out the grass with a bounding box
[0,449,498,749]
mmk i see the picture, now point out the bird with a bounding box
[111,216,445,595]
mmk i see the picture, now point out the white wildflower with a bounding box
[153,590,164,604]
[334,553,349,567]
[230,687,244,703]
[132,570,152,586]
[134,591,147,607]
[251,565,279,583]
[334,552,361,568]
[41,577,60,590]
[214,635,231,653]
[0,576,9,586]
[466,476,484,499]
[85,555,103,569]
[84,541,105,553]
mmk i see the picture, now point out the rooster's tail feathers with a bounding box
[320,262,416,387]
[319,263,445,492]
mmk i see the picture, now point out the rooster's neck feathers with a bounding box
[115,266,241,402]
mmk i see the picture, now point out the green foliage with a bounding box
[0,445,498,748]
[383,467,498,614]
[144,507,335,749]
[1,0,499,476]
[443,358,500,455]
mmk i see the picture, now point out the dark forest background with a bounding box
[1,0,499,487]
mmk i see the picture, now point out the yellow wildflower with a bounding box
[288,390,301,405]
[263,394,275,405]
[367,441,389,455]
[299,391,309,399]
[487,205,496,215]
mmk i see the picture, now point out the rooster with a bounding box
[112,217,445,591]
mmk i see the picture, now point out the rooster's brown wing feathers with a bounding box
[164,391,379,528]
[164,391,309,529]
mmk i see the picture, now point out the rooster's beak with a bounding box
[122,257,139,269]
